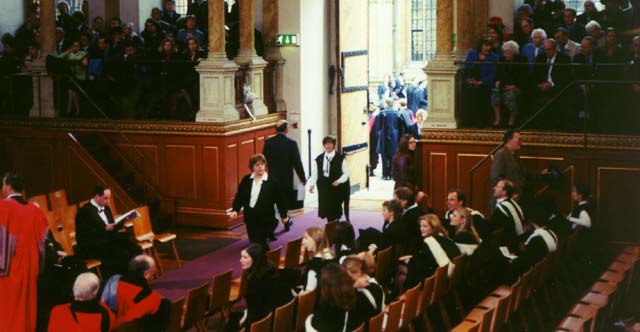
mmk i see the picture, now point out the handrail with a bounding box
[64,74,149,201]
[465,78,640,206]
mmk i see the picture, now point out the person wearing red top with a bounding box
[48,272,117,332]
[102,255,166,327]
[0,172,48,332]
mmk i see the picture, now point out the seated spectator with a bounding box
[300,227,334,292]
[487,24,505,56]
[121,22,143,49]
[442,188,488,238]
[101,255,167,328]
[110,16,122,32]
[577,1,603,26]
[394,187,423,253]
[334,221,357,260]
[403,214,460,290]
[342,254,384,331]
[90,16,106,42]
[491,179,526,251]
[504,218,558,284]
[176,15,205,51]
[463,38,499,127]
[306,263,356,332]
[562,8,587,42]
[567,183,593,230]
[522,28,546,65]
[361,199,405,256]
[555,27,582,60]
[161,0,182,28]
[450,207,482,256]
[492,40,526,127]
[586,20,606,48]
[513,17,534,50]
[229,244,292,331]
[141,19,166,56]
[48,272,117,332]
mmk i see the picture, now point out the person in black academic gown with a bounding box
[75,184,141,275]
[308,136,350,222]
[342,254,384,331]
[230,154,288,250]
[394,187,424,254]
[306,263,356,332]
[403,214,461,290]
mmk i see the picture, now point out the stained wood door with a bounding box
[336,0,369,191]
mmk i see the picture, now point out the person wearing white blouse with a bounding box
[308,136,350,222]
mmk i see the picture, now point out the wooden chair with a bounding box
[267,246,282,267]
[385,298,403,332]
[374,246,394,288]
[568,303,598,332]
[273,298,295,332]
[165,297,185,332]
[449,254,468,318]
[48,189,69,213]
[418,274,436,332]
[368,311,384,332]
[400,283,421,331]
[29,194,49,212]
[249,312,272,332]
[208,269,233,328]
[230,272,247,303]
[128,206,182,274]
[556,316,586,332]
[283,237,303,268]
[464,307,495,332]
[579,292,609,331]
[451,320,480,332]
[183,282,210,332]
[479,289,511,332]
[77,199,90,208]
[432,264,452,331]
[324,220,338,246]
[294,289,317,332]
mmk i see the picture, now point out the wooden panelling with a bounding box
[7,140,55,197]
[429,153,448,212]
[165,145,197,199]
[116,144,160,187]
[238,139,255,179]
[596,167,640,243]
[226,144,239,203]
[203,146,220,203]
[256,136,266,154]
[457,154,492,211]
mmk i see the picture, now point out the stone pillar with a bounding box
[263,0,286,113]
[423,0,457,129]
[196,0,240,122]
[234,0,268,117]
[29,0,57,118]
[454,0,475,62]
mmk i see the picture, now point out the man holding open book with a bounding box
[75,184,141,276]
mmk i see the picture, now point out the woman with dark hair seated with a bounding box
[305,263,356,332]
[403,214,461,290]
[450,207,482,256]
[342,254,384,331]
[334,222,357,260]
[230,243,292,331]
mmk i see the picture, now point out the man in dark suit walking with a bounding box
[262,120,305,236]
[75,185,141,275]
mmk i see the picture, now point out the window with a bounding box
[563,0,603,13]
[175,0,189,15]
[410,0,437,62]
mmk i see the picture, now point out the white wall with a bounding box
[490,0,522,32]
[137,0,162,33]
[280,0,329,177]
[120,1,140,32]
[0,0,25,52]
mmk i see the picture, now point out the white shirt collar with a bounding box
[7,193,21,199]
[496,196,508,206]
[325,151,336,159]
[578,201,588,206]
[90,199,105,211]
[250,172,269,181]
[404,203,418,213]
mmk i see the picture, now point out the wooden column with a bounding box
[195,0,241,122]
[39,0,56,55]
[436,0,453,55]
[263,0,286,113]
[455,0,475,61]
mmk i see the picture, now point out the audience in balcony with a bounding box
[555,27,582,60]
[463,38,499,128]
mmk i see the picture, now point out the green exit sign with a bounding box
[276,34,299,46]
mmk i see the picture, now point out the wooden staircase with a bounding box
[71,133,176,231]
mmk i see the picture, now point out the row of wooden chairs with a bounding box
[556,245,639,332]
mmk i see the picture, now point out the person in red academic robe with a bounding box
[48,272,118,332]
[101,255,167,328]
[0,173,48,332]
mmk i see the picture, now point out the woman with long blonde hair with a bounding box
[300,227,334,292]
[450,207,482,255]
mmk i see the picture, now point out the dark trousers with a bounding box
[381,155,393,177]
[245,209,275,250]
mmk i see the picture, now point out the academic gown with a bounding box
[48,300,117,332]
[114,274,164,324]
[404,235,460,290]
[0,197,48,332]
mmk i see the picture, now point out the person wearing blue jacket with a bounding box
[462,38,499,127]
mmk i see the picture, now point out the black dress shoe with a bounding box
[284,218,293,232]
[269,234,278,242]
